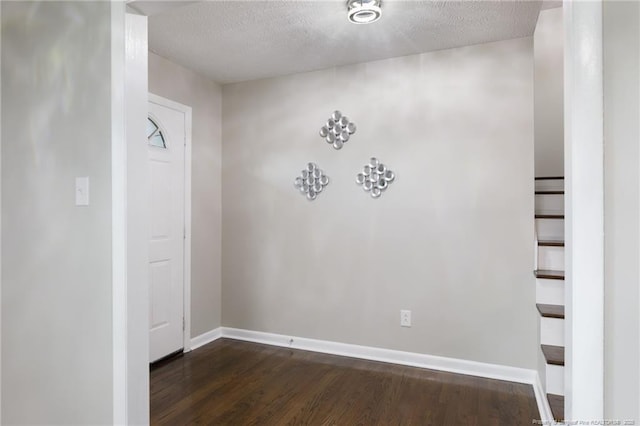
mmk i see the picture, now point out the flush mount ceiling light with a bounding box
[347,0,382,24]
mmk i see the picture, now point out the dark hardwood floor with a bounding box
[151,339,540,425]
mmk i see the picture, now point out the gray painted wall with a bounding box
[148,52,223,337]
[1,2,113,423]
[603,0,640,421]
[221,38,537,368]
[534,7,564,178]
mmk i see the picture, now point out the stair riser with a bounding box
[538,246,565,271]
[535,179,564,191]
[540,317,564,346]
[536,218,564,240]
[546,364,565,396]
[535,194,565,215]
[536,279,564,305]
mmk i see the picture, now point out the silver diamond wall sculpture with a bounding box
[319,110,356,150]
[356,157,395,198]
[295,163,330,201]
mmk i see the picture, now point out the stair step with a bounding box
[535,270,565,280]
[547,393,564,422]
[542,344,565,366]
[535,190,565,195]
[535,176,564,180]
[535,214,565,219]
[538,239,565,247]
[537,303,565,319]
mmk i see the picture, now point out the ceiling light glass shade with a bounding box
[347,0,381,24]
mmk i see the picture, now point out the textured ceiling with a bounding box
[138,0,543,84]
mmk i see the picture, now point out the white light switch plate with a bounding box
[75,177,89,206]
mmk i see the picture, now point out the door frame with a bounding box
[148,92,193,354]
[563,0,604,420]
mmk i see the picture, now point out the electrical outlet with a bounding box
[400,310,411,327]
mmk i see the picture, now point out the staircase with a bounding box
[534,176,565,422]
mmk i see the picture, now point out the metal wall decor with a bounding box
[356,157,395,198]
[295,163,330,201]
[319,110,356,150]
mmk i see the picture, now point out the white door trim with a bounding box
[118,10,150,425]
[148,93,193,353]
[637,1,640,415]
[0,2,3,420]
[638,2,640,414]
[564,0,604,421]
[112,3,127,424]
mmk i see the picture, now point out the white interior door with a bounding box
[148,97,186,363]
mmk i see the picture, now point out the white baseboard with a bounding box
[190,326,553,424]
[534,371,554,424]
[222,327,535,382]
[189,327,222,350]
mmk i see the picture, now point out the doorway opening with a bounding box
[147,93,192,363]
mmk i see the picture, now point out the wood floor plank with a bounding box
[152,340,284,424]
[547,393,565,422]
[150,339,540,425]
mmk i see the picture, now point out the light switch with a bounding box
[75,177,90,206]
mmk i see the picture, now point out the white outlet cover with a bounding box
[400,310,411,327]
